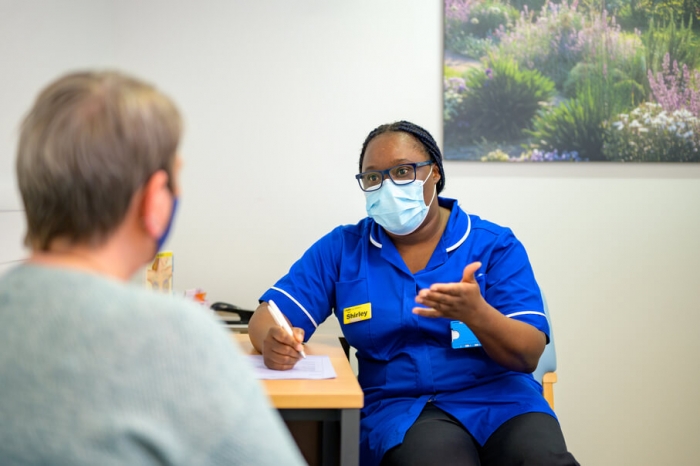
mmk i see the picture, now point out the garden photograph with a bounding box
[443,0,700,162]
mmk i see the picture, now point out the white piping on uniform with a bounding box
[446,213,471,252]
[369,212,471,252]
[505,311,547,319]
[369,233,382,248]
[270,286,319,328]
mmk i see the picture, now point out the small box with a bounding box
[146,251,173,293]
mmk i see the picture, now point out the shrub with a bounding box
[496,0,587,89]
[445,0,476,55]
[615,0,698,31]
[603,102,700,162]
[642,15,700,74]
[563,60,646,106]
[459,35,497,60]
[467,1,519,38]
[563,21,647,106]
[444,76,468,123]
[615,0,655,30]
[458,55,555,141]
[528,50,636,162]
[508,0,548,15]
[444,0,515,57]
[527,85,610,160]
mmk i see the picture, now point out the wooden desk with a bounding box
[233,334,364,466]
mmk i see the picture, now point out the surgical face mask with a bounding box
[364,171,436,236]
[156,196,178,252]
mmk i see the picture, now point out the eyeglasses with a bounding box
[355,161,433,192]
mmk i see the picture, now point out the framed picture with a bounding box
[443,0,700,162]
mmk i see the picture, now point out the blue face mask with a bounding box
[156,197,178,252]
[364,172,436,236]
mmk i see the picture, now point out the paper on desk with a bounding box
[248,355,337,380]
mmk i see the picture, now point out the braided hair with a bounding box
[358,121,445,194]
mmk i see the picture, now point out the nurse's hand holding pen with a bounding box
[412,261,547,373]
[248,301,306,370]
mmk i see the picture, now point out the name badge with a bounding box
[451,320,482,348]
[343,303,372,324]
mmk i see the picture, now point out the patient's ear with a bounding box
[141,170,172,239]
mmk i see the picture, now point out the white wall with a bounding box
[0,0,114,274]
[1,1,699,464]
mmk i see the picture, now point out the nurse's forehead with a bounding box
[363,133,427,168]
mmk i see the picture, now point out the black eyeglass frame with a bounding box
[355,161,433,192]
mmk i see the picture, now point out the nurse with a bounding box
[248,121,579,466]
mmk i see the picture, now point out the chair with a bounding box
[338,292,558,410]
[533,293,557,411]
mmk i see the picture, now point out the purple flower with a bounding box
[648,53,700,117]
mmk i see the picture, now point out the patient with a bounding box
[0,71,305,466]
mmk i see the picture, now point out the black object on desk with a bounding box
[210,302,254,326]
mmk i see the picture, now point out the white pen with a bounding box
[267,299,306,359]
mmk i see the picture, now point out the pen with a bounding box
[267,299,306,359]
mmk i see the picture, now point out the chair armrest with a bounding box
[542,371,557,411]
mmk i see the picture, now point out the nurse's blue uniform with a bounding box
[260,197,556,466]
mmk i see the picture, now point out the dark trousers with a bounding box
[380,403,579,466]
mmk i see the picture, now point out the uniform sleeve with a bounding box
[484,229,550,340]
[259,228,344,340]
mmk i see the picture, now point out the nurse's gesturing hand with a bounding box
[413,261,546,373]
[412,261,486,321]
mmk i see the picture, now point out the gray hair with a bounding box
[16,71,182,251]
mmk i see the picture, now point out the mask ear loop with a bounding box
[422,165,437,209]
[426,183,437,208]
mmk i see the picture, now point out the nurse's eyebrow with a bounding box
[362,158,418,171]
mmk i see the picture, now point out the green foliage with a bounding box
[615,0,697,31]
[527,76,630,161]
[451,35,497,60]
[444,0,515,58]
[444,76,467,123]
[642,15,700,74]
[563,25,647,106]
[459,56,556,141]
[444,65,463,79]
[616,0,656,30]
[563,58,646,107]
[496,1,587,90]
[526,93,605,161]
[467,1,519,38]
[506,0,547,13]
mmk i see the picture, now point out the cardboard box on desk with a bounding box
[145,251,173,293]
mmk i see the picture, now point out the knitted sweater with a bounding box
[0,264,305,466]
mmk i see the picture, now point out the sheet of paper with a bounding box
[248,355,337,380]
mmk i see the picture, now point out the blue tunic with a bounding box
[260,197,556,466]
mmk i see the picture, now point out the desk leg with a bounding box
[281,409,360,466]
[340,409,360,466]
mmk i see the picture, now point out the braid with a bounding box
[359,121,445,194]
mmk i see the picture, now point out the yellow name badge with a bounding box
[343,303,372,324]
